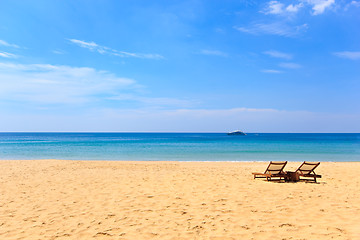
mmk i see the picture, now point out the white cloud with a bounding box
[0,62,137,104]
[68,39,164,59]
[262,1,303,15]
[200,49,228,57]
[0,52,18,58]
[68,39,107,53]
[279,62,302,68]
[235,22,308,37]
[264,1,285,14]
[264,50,293,59]
[305,0,335,15]
[0,40,20,48]
[0,62,196,109]
[333,51,360,60]
[262,0,336,15]
[69,39,98,49]
[261,69,283,73]
[286,3,304,12]
[52,49,66,55]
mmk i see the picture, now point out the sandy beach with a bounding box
[0,160,359,240]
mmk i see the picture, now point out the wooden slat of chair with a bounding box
[252,161,288,181]
[295,161,321,182]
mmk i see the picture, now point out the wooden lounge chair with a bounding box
[295,161,321,183]
[252,161,288,181]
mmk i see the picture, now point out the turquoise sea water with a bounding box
[0,133,359,161]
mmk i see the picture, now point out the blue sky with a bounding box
[0,0,359,132]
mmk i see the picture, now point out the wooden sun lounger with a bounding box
[295,161,322,183]
[252,161,288,181]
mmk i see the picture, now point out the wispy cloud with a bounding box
[200,49,228,57]
[333,51,360,60]
[305,0,335,15]
[262,0,335,16]
[262,1,304,15]
[286,3,304,13]
[0,62,195,109]
[350,0,360,7]
[345,1,360,10]
[234,22,308,37]
[52,49,66,55]
[0,62,138,104]
[68,39,164,59]
[261,69,283,74]
[264,50,292,60]
[279,62,302,69]
[0,40,20,48]
[68,39,107,53]
[263,1,285,14]
[0,52,18,58]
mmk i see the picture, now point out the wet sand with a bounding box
[0,160,359,239]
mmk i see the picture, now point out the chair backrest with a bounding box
[264,161,287,175]
[295,161,320,175]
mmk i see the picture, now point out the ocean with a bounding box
[0,133,359,161]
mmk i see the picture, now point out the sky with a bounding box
[0,0,359,132]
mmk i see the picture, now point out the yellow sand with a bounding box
[0,160,359,240]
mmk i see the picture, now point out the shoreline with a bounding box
[1,160,359,239]
[1,159,360,162]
